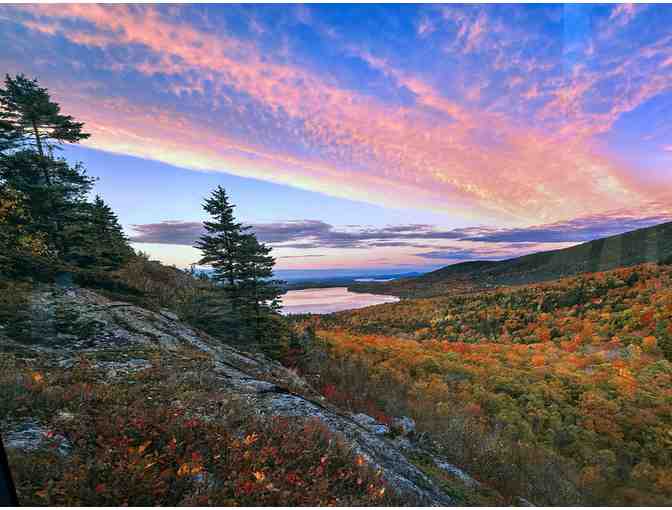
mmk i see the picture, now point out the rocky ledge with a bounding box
[1,285,490,506]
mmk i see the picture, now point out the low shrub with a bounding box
[2,346,403,506]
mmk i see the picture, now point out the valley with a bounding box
[291,260,672,505]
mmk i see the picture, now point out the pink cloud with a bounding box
[463,12,488,53]
[5,4,670,228]
[439,7,490,54]
[608,3,638,25]
[416,16,435,38]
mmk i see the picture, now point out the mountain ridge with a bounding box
[351,220,672,297]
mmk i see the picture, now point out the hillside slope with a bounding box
[353,221,672,297]
[0,284,497,506]
[301,262,672,505]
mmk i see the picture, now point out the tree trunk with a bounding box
[31,120,44,157]
[253,268,260,344]
[31,120,51,186]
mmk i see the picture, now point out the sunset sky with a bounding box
[1,4,671,271]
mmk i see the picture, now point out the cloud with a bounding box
[438,6,489,54]
[129,220,334,246]
[277,254,325,259]
[130,220,460,248]
[416,16,435,38]
[462,11,488,53]
[129,209,672,258]
[2,4,670,225]
[607,3,640,28]
[461,210,672,243]
[248,221,333,244]
[129,221,203,245]
[253,222,465,249]
[415,247,512,261]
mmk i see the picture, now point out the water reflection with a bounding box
[279,287,399,315]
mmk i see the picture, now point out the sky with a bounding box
[1,3,671,272]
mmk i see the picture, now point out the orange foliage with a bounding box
[294,263,672,505]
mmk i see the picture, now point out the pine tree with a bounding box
[63,195,133,272]
[0,74,89,160]
[238,233,284,347]
[0,75,95,276]
[195,186,250,340]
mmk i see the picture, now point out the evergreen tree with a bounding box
[0,73,93,209]
[0,185,49,278]
[238,233,284,346]
[90,195,134,270]
[0,151,95,264]
[195,186,249,340]
[0,74,96,276]
[194,186,285,348]
[64,195,134,272]
[0,74,89,160]
[0,116,20,153]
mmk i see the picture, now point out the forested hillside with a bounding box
[352,221,672,298]
[294,261,672,505]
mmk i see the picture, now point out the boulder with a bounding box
[514,496,535,506]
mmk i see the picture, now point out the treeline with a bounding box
[0,74,285,352]
[0,74,132,279]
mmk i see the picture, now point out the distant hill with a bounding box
[280,272,423,291]
[351,220,672,297]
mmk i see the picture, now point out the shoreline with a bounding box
[279,286,400,315]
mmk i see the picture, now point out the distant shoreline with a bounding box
[280,272,422,292]
[280,286,400,315]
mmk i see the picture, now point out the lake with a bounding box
[279,287,399,315]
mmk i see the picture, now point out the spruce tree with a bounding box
[195,186,249,340]
[90,195,134,270]
[238,233,283,347]
[64,195,133,272]
[194,186,285,348]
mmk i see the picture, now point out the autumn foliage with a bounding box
[1,347,399,506]
[294,263,672,505]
